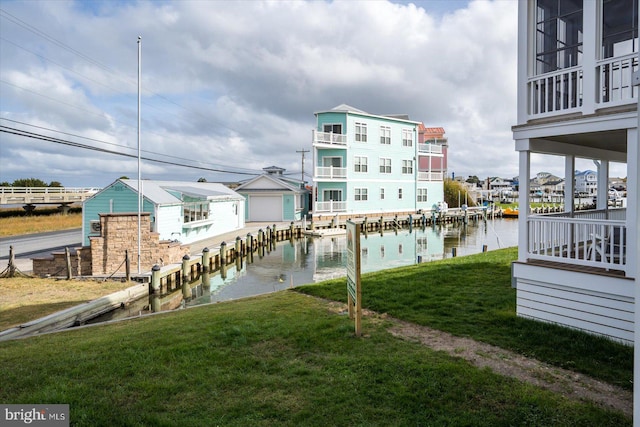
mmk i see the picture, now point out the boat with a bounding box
[502,207,519,218]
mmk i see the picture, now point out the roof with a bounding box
[314,104,421,125]
[119,179,244,205]
[236,173,308,194]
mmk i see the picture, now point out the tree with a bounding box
[466,175,480,185]
[119,176,129,180]
[12,178,48,187]
[197,177,207,182]
[48,181,63,187]
[444,179,477,208]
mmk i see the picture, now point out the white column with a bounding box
[564,156,575,214]
[581,0,597,114]
[631,126,640,426]
[596,160,609,211]
[518,147,530,263]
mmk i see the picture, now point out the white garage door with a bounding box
[249,195,282,222]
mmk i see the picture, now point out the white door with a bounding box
[249,195,282,222]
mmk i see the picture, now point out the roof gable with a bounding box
[236,174,305,193]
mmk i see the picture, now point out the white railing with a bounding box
[543,208,626,221]
[314,201,347,213]
[418,171,444,181]
[528,66,583,117]
[315,166,347,179]
[596,53,638,106]
[527,214,626,273]
[313,130,347,146]
[0,187,100,194]
[418,143,443,155]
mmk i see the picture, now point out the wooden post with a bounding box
[246,233,254,263]
[483,244,488,253]
[235,237,242,261]
[408,214,413,231]
[150,264,161,312]
[125,249,131,282]
[65,247,72,280]
[182,255,191,300]
[202,247,210,291]
[289,221,294,238]
[8,245,16,278]
[220,241,227,265]
[452,247,457,257]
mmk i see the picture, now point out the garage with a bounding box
[248,195,282,222]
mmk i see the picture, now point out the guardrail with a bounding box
[0,187,100,205]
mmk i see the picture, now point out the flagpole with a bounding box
[137,36,142,274]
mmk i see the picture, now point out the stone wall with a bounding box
[33,212,188,277]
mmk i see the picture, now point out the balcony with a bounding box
[315,166,347,180]
[596,53,639,107]
[526,209,627,274]
[313,130,347,146]
[314,200,347,213]
[418,171,444,181]
[418,143,443,155]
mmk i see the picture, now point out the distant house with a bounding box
[486,177,515,195]
[574,170,598,195]
[235,166,309,222]
[82,179,245,245]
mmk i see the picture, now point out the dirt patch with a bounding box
[325,301,632,417]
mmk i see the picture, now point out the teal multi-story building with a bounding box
[312,104,445,219]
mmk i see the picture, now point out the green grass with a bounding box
[297,248,633,391]
[0,292,629,426]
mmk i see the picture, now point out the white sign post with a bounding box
[346,220,362,336]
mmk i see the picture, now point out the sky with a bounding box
[0,0,616,188]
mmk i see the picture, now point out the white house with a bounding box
[312,104,445,218]
[512,1,640,412]
[574,169,598,195]
[236,166,309,222]
[83,179,245,245]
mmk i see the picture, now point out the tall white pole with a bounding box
[137,36,142,274]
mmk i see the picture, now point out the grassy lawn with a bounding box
[0,277,135,330]
[297,248,633,391]
[0,292,630,426]
[0,212,82,236]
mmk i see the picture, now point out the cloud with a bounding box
[0,0,528,188]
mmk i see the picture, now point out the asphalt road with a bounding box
[0,229,82,271]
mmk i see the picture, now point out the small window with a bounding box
[355,122,367,142]
[402,129,413,147]
[398,188,403,199]
[379,158,391,174]
[380,126,391,144]
[380,188,385,200]
[354,156,368,173]
[355,188,368,201]
[417,188,428,202]
[402,160,413,174]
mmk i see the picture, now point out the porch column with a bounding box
[518,147,530,263]
[581,0,597,115]
[631,126,640,425]
[595,160,609,211]
[564,156,575,214]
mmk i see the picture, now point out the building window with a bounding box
[354,156,368,172]
[417,188,428,202]
[402,160,413,174]
[355,122,367,142]
[402,129,413,147]
[535,0,583,74]
[323,123,342,134]
[602,0,638,58]
[398,188,403,199]
[379,158,391,174]
[380,188,385,200]
[184,201,209,223]
[380,126,391,144]
[355,188,368,201]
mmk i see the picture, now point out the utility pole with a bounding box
[296,149,309,184]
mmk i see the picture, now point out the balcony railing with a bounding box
[418,171,444,181]
[314,200,347,213]
[528,66,583,118]
[596,53,638,107]
[418,143,443,155]
[313,130,347,146]
[315,166,347,179]
[527,210,627,273]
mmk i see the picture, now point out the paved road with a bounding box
[0,229,82,272]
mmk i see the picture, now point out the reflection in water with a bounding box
[189,218,518,305]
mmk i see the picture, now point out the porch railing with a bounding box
[314,201,347,213]
[313,130,347,146]
[527,66,583,117]
[418,143,443,155]
[315,166,347,179]
[527,213,626,273]
[596,53,638,107]
[418,171,444,181]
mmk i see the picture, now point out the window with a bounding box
[323,124,342,134]
[355,122,367,142]
[184,201,209,223]
[355,188,368,201]
[379,158,391,174]
[380,126,391,144]
[354,156,368,172]
[323,189,342,201]
[402,129,413,147]
[602,0,638,58]
[535,0,583,74]
[417,188,428,202]
[380,188,385,200]
[402,160,413,174]
[398,188,403,199]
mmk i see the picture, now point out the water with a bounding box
[188,218,519,305]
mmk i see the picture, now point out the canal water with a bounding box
[89,218,518,324]
[188,217,519,305]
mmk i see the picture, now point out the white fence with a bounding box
[313,130,347,146]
